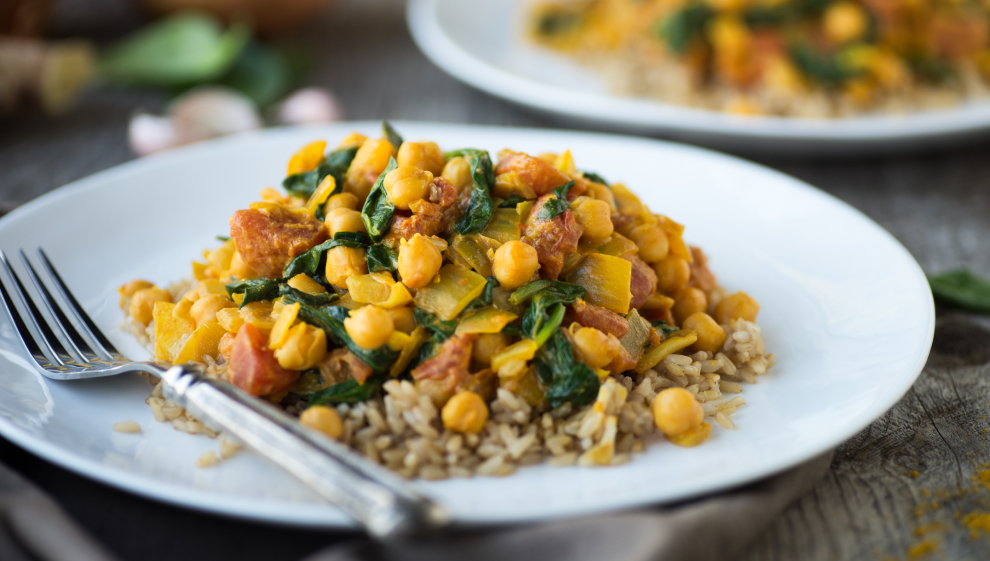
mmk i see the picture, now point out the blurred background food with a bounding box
[531,0,990,118]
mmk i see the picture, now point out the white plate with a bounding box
[0,121,933,528]
[408,0,990,155]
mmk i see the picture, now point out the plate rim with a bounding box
[0,121,935,528]
[407,0,990,147]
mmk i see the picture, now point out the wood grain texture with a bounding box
[2,0,990,559]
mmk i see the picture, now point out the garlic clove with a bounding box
[128,113,177,156]
[272,87,344,125]
[168,86,262,145]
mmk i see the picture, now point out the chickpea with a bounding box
[492,241,540,289]
[823,1,867,44]
[323,192,359,213]
[128,287,172,326]
[571,327,621,368]
[672,286,708,325]
[383,166,433,211]
[398,234,443,289]
[190,294,235,327]
[324,207,366,237]
[300,405,344,439]
[275,322,327,370]
[473,333,509,364]
[627,222,669,263]
[654,255,691,294]
[343,305,394,350]
[344,138,396,201]
[229,251,258,280]
[713,292,758,325]
[441,391,489,434]
[397,141,445,175]
[388,306,417,334]
[652,387,704,439]
[441,156,473,193]
[325,246,367,289]
[682,312,727,354]
[570,196,613,244]
[287,274,327,295]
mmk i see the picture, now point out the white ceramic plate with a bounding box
[0,122,933,528]
[408,0,990,155]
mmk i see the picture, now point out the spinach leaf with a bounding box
[498,194,527,208]
[226,278,281,308]
[414,308,457,339]
[281,147,357,201]
[361,158,399,242]
[511,280,586,346]
[307,375,382,407]
[98,13,249,86]
[277,285,340,307]
[651,320,680,336]
[281,294,397,373]
[216,235,230,241]
[656,3,711,54]
[445,148,496,186]
[453,150,496,235]
[533,181,575,220]
[535,9,582,36]
[535,330,600,408]
[382,121,403,149]
[791,44,859,86]
[367,244,398,273]
[929,269,990,312]
[462,276,499,315]
[907,55,954,84]
[581,171,609,186]
[283,231,371,278]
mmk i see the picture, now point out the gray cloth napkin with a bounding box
[0,461,119,561]
[306,451,834,561]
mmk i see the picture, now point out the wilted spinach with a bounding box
[282,231,371,278]
[281,293,397,373]
[498,194,527,208]
[510,280,586,346]
[277,284,340,307]
[461,276,499,315]
[581,171,609,186]
[282,145,357,200]
[929,269,990,313]
[382,121,403,148]
[448,149,495,235]
[651,320,680,336]
[307,375,382,407]
[216,235,230,242]
[361,158,399,242]
[411,308,457,370]
[536,330,600,408]
[225,278,281,308]
[791,43,859,86]
[366,244,399,273]
[656,3,711,54]
[535,181,575,220]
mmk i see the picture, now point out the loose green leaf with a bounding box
[282,232,371,278]
[581,171,609,186]
[361,157,399,242]
[535,330,600,408]
[929,269,990,312]
[656,3,711,54]
[453,151,496,235]
[382,121,403,149]
[282,294,397,373]
[98,13,250,86]
[367,244,399,273]
[226,278,281,308]
[498,194,527,208]
[307,375,382,407]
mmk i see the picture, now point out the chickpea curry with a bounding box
[119,122,768,471]
[531,0,990,117]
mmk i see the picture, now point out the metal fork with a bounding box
[0,248,448,538]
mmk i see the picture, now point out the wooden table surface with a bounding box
[2,1,990,559]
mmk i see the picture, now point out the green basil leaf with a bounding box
[454,151,495,235]
[98,13,249,86]
[282,232,370,278]
[929,269,990,312]
[225,278,281,308]
[382,121,403,149]
[536,329,600,408]
[306,375,382,407]
[361,157,399,242]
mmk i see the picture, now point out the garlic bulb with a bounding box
[128,113,176,156]
[272,87,343,125]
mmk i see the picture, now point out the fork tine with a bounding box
[36,248,124,360]
[0,250,71,367]
[0,263,56,370]
[18,250,95,363]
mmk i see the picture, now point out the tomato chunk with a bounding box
[227,323,299,396]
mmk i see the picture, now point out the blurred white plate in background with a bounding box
[408,0,990,155]
[0,122,932,527]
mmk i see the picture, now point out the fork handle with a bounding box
[155,363,448,538]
